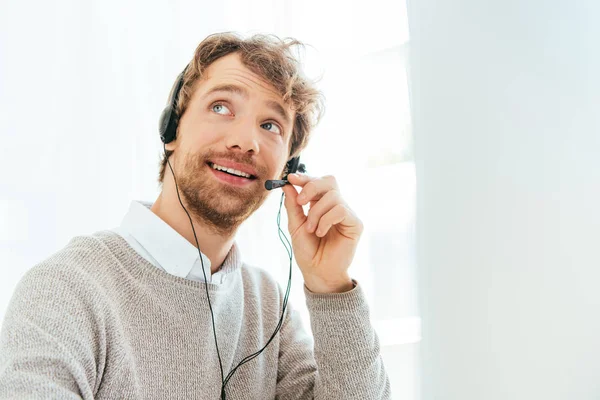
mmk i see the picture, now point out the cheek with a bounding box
[264,155,284,178]
[258,139,286,172]
[182,115,223,144]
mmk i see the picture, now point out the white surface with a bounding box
[409,0,600,399]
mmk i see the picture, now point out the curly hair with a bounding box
[157,32,325,185]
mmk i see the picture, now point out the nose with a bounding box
[225,119,260,155]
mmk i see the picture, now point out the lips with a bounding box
[207,162,257,180]
[208,158,258,177]
[207,163,258,187]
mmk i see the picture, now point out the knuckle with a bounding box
[309,211,319,223]
[334,203,347,214]
[316,218,327,230]
[307,210,320,225]
[323,174,337,185]
[325,189,340,202]
[303,181,315,194]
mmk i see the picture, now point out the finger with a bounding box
[281,183,307,234]
[293,175,340,206]
[315,204,347,237]
[286,173,315,187]
[315,203,362,238]
[304,190,343,233]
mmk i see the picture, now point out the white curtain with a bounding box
[0,0,414,397]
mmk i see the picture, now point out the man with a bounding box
[0,33,391,399]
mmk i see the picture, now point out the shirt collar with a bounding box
[119,200,241,280]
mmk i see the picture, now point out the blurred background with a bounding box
[0,0,416,397]
[1,0,600,399]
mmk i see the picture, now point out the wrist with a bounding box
[303,274,354,294]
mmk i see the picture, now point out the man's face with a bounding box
[165,53,295,235]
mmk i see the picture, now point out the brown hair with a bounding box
[158,32,325,185]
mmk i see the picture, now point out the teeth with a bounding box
[210,163,252,178]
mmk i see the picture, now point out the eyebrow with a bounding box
[204,83,292,126]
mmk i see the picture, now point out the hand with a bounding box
[281,173,363,293]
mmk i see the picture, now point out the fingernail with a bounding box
[298,193,306,201]
[289,173,298,179]
[306,221,313,231]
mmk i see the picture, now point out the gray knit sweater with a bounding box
[0,230,391,399]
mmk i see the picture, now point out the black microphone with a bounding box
[265,179,289,190]
[265,161,305,190]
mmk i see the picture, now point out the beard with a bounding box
[173,148,272,236]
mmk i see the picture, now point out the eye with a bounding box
[212,103,232,115]
[261,122,281,135]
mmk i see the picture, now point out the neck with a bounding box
[150,191,236,274]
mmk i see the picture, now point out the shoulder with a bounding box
[240,263,280,291]
[0,235,116,385]
[240,263,285,307]
[8,231,118,318]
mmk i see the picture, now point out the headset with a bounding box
[158,65,300,399]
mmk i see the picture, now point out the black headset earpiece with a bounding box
[159,67,188,145]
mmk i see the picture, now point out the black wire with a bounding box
[167,146,294,400]
[164,144,225,392]
[222,192,293,389]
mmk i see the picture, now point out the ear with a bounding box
[164,138,178,152]
[165,127,179,151]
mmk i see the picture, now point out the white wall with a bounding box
[408,0,600,399]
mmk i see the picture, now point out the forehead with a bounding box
[199,53,283,101]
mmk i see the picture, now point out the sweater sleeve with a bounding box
[0,264,103,399]
[275,280,391,400]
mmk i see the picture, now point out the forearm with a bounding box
[305,280,391,399]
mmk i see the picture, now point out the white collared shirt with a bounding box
[110,200,226,284]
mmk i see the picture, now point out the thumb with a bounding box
[281,183,307,233]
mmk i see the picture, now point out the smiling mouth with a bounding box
[206,162,257,180]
